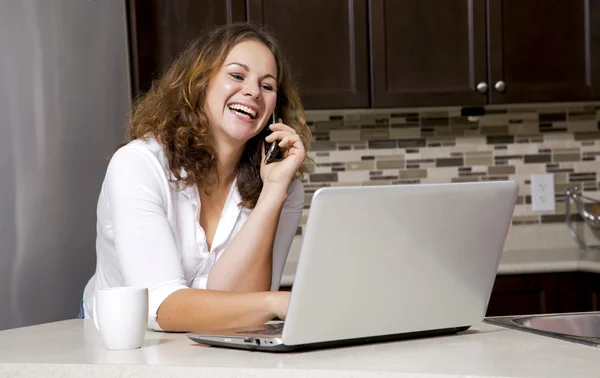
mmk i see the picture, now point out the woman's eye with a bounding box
[261,84,274,91]
[229,73,244,81]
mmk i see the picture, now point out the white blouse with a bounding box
[82,138,304,331]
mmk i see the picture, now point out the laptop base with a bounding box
[188,325,471,353]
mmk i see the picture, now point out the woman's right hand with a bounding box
[267,291,291,320]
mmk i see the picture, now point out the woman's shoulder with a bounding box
[109,137,168,170]
[106,136,171,184]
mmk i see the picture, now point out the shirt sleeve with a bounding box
[103,146,189,331]
[270,178,304,291]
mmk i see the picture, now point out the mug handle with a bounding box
[93,297,100,331]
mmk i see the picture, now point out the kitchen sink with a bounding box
[485,311,600,347]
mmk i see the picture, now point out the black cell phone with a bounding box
[263,109,283,164]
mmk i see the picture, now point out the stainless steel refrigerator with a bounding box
[0,0,132,330]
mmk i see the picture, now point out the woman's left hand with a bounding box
[260,120,306,189]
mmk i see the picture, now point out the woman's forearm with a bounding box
[206,183,289,292]
[156,288,286,332]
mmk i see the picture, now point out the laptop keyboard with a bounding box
[235,323,283,335]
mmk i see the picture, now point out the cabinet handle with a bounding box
[476,82,488,93]
[495,81,506,92]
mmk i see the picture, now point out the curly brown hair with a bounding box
[124,23,311,208]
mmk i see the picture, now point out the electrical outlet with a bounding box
[531,174,555,212]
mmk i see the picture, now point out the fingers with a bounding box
[262,121,306,159]
[264,130,290,143]
[278,134,301,149]
[268,121,297,135]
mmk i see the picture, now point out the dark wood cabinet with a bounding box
[126,0,245,97]
[486,272,600,317]
[579,272,600,311]
[486,274,558,316]
[369,0,488,108]
[281,271,600,316]
[370,0,600,107]
[246,0,369,109]
[488,0,600,104]
[126,0,600,109]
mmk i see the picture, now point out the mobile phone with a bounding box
[263,109,283,164]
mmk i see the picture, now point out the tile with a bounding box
[376,160,405,169]
[311,142,338,151]
[315,120,344,131]
[452,177,479,183]
[487,136,515,144]
[361,129,390,140]
[309,173,338,183]
[553,153,580,162]
[574,131,600,140]
[389,127,421,139]
[399,169,427,179]
[508,122,539,135]
[553,147,580,154]
[480,125,509,135]
[371,153,404,160]
[362,180,394,186]
[346,161,375,171]
[421,117,449,126]
[479,114,509,126]
[360,113,391,123]
[397,139,427,148]
[436,158,464,167]
[567,120,597,132]
[390,116,407,124]
[421,111,449,118]
[330,129,361,142]
[337,170,370,183]
[511,215,540,225]
[489,165,516,175]
[555,182,576,194]
[553,172,569,183]
[368,140,397,149]
[302,102,600,241]
[541,214,582,223]
[568,112,596,121]
[524,154,551,163]
[465,150,493,157]
[569,172,597,182]
[465,156,494,166]
[343,113,361,122]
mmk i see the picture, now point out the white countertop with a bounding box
[280,248,600,286]
[1,319,599,377]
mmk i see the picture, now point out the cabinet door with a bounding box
[369,0,487,108]
[486,274,558,316]
[488,0,600,103]
[127,0,245,97]
[247,0,369,109]
[580,272,600,311]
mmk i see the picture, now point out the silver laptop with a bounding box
[187,181,519,352]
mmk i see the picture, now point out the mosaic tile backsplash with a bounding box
[297,102,600,232]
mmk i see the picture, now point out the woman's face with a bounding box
[205,39,278,146]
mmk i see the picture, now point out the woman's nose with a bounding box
[243,82,260,99]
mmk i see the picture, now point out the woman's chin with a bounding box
[223,128,259,145]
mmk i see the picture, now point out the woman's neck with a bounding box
[214,138,244,188]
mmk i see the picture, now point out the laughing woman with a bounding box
[81,23,310,332]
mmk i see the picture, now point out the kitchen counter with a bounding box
[1,319,599,377]
[280,248,600,286]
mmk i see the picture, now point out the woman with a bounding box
[81,23,311,332]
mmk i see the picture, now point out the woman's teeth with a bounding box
[228,104,257,119]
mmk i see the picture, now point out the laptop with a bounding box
[187,180,519,352]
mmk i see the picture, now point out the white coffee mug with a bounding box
[93,287,148,350]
